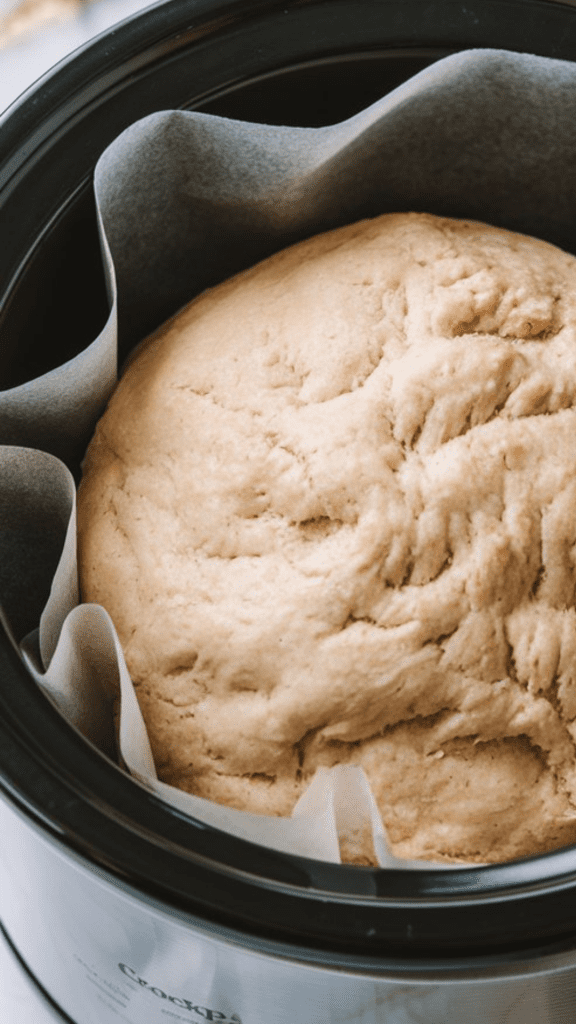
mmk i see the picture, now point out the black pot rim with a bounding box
[3,0,576,966]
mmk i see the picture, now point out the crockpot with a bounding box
[3,1,576,1022]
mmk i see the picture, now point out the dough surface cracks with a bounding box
[78,211,576,863]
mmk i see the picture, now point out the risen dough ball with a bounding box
[78,211,576,863]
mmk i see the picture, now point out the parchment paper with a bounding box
[2,48,576,865]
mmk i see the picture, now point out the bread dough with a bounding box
[78,211,576,863]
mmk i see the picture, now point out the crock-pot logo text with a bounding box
[118,964,242,1023]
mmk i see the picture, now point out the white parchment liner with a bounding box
[3,48,576,866]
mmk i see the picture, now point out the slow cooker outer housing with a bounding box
[3,0,576,985]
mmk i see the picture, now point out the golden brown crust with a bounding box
[78,211,576,863]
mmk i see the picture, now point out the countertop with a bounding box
[0,0,156,115]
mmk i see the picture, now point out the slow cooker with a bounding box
[4,1,576,1021]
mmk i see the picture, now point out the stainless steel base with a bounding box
[3,796,576,1024]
